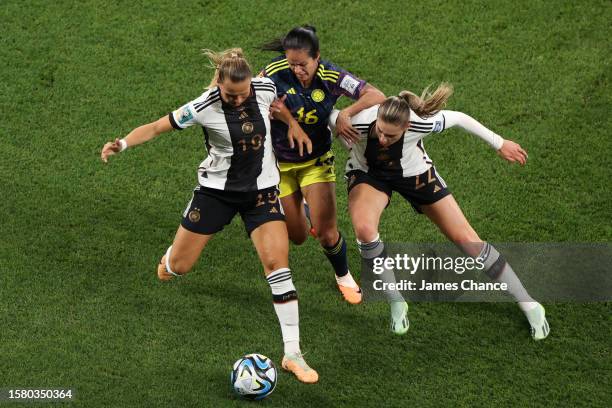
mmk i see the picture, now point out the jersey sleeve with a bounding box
[253,77,278,106]
[408,110,447,134]
[261,57,288,98]
[168,91,211,130]
[439,110,504,149]
[322,61,367,100]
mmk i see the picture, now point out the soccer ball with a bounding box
[230,354,277,400]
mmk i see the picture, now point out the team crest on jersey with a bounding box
[177,106,193,124]
[188,208,201,223]
[311,89,325,102]
[242,122,254,134]
[433,120,442,132]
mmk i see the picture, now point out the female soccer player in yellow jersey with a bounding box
[330,84,549,340]
[100,49,318,383]
[261,26,386,304]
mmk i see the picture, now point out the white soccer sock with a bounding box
[478,242,536,308]
[335,270,358,288]
[164,246,180,277]
[266,268,300,355]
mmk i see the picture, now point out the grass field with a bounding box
[1,0,611,406]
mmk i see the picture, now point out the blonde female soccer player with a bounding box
[100,49,318,383]
[330,84,549,340]
[261,26,386,304]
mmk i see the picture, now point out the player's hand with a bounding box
[497,140,528,165]
[335,110,360,146]
[100,138,122,163]
[269,95,287,119]
[287,123,313,157]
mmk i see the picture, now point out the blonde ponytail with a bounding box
[398,83,453,118]
[202,48,252,89]
[378,83,453,126]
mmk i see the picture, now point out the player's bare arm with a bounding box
[336,84,386,145]
[100,116,173,163]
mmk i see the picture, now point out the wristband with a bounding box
[118,139,128,152]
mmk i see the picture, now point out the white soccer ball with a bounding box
[230,353,277,400]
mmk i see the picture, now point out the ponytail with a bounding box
[203,48,252,89]
[378,83,453,126]
[260,25,320,58]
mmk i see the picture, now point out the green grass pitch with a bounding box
[1,0,610,406]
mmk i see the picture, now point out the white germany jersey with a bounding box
[169,77,279,192]
[331,106,446,179]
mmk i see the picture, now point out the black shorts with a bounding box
[181,186,285,236]
[346,167,451,213]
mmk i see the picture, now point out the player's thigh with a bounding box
[172,186,237,272]
[250,220,290,275]
[348,182,388,243]
[279,190,309,245]
[168,225,214,272]
[420,194,482,255]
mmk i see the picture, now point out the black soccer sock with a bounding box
[322,233,349,277]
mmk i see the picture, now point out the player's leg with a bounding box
[245,189,318,384]
[279,191,310,245]
[302,181,361,303]
[278,162,310,245]
[158,187,234,280]
[348,175,408,335]
[157,226,214,280]
[421,194,549,340]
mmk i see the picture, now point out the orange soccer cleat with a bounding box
[337,284,363,304]
[281,353,319,384]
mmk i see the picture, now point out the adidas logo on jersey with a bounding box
[239,111,249,120]
[286,88,296,95]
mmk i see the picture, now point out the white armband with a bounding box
[443,111,504,150]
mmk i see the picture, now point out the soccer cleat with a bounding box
[157,255,174,281]
[390,302,409,335]
[281,352,319,384]
[524,303,550,340]
[337,284,362,304]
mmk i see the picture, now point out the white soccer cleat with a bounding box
[390,301,409,335]
[524,303,550,340]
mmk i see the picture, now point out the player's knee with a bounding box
[289,229,308,245]
[315,227,338,247]
[354,223,378,244]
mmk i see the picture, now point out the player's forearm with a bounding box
[341,85,386,117]
[123,117,172,148]
[443,110,504,150]
[272,103,300,128]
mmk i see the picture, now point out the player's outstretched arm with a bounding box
[442,110,528,165]
[100,116,174,163]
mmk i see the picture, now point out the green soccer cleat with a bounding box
[390,301,409,335]
[524,303,550,340]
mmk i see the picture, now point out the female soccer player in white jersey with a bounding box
[330,84,550,340]
[100,49,318,383]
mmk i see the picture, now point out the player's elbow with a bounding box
[362,84,386,103]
